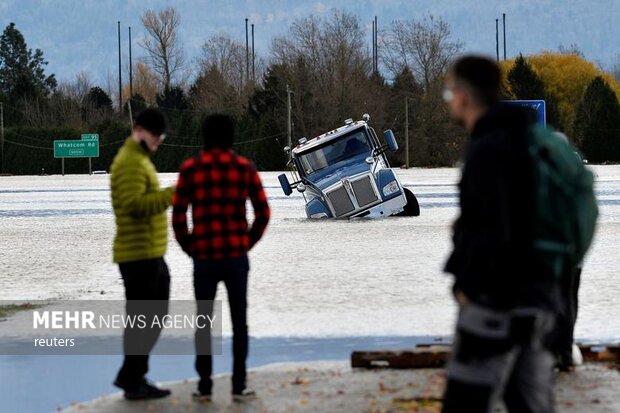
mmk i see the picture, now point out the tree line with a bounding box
[1,8,619,175]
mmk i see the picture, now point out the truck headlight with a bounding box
[382,180,400,196]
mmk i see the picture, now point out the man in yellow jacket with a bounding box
[110,108,174,400]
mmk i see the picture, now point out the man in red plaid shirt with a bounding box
[172,114,270,402]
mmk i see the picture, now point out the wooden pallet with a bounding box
[351,344,620,369]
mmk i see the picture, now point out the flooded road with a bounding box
[1,167,619,341]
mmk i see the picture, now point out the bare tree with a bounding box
[381,15,463,89]
[198,33,246,95]
[140,7,185,91]
[270,10,377,137]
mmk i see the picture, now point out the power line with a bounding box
[4,139,53,150]
[161,132,285,148]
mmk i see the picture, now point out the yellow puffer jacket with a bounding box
[110,138,174,263]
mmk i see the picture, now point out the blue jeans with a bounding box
[193,255,249,394]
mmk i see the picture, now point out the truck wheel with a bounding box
[397,188,420,217]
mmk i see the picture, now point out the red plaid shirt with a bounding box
[172,149,270,259]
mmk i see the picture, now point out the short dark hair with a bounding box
[134,108,167,136]
[450,55,502,106]
[202,114,235,150]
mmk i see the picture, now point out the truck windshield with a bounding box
[299,131,371,175]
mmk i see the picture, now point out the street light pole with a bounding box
[495,19,499,62]
[503,13,507,60]
[245,18,249,85]
[117,21,122,111]
[129,26,133,97]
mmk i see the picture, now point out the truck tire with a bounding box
[397,188,420,217]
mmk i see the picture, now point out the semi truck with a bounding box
[278,114,420,218]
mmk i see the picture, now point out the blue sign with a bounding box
[502,100,546,126]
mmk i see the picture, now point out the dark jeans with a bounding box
[549,266,582,366]
[193,255,249,394]
[115,257,170,391]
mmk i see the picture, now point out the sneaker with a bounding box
[232,387,256,401]
[122,379,171,400]
[192,391,212,402]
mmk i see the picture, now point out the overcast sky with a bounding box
[1,0,618,85]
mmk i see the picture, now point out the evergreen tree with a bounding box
[507,54,561,129]
[124,93,147,117]
[387,66,424,165]
[0,22,57,101]
[156,86,187,111]
[574,76,620,163]
[84,87,113,111]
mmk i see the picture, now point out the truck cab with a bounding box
[278,115,419,218]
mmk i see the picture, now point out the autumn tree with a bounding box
[140,7,185,91]
[573,76,620,162]
[503,53,620,132]
[123,62,159,104]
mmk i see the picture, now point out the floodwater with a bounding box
[1,167,620,412]
[1,167,619,341]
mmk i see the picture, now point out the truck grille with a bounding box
[326,186,355,216]
[352,176,379,207]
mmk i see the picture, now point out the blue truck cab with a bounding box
[278,115,420,218]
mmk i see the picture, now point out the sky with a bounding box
[0,0,618,86]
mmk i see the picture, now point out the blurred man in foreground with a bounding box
[172,114,270,402]
[441,56,558,413]
[110,108,174,400]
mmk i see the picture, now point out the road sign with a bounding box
[81,133,99,142]
[502,100,546,126]
[54,140,99,158]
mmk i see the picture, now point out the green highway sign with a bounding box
[81,133,99,142]
[54,140,99,158]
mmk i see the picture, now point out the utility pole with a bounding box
[286,84,292,155]
[502,13,507,60]
[117,21,122,111]
[251,23,255,83]
[495,19,499,62]
[0,102,4,174]
[405,98,409,169]
[245,18,249,85]
[129,26,133,97]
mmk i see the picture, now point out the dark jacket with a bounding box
[445,104,559,311]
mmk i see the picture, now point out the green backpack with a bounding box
[527,125,598,277]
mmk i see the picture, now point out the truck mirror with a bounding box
[278,174,293,196]
[283,146,291,154]
[297,183,307,193]
[383,130,399,152]
[365,157,374,165]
